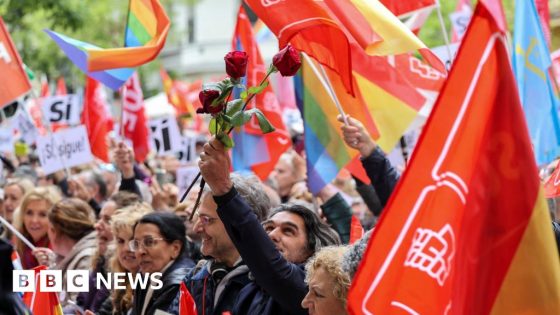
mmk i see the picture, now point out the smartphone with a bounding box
[155,169,167,186]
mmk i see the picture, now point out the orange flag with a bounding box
[244,0,354,94]
[0,17,31,108]
[81,77,111,162]
[347,1,560,314]
[179,282,197,315]
[22,266,63,315]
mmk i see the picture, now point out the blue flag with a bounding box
[512,0,560,165]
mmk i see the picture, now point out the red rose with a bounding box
[224,51,248,80]
[273,44,301,76]
[197,89,224,115]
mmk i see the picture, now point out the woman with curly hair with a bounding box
[302,246,350,315]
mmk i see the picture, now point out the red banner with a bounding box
[0,17,31,107]
[122,72,150,163]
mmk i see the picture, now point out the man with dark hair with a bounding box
[193,138,340,315]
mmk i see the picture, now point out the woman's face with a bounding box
[3,185,24,222]
[115,228,138,273]
[301,267,347,315]
[133,223,181,274]
[271,159,297,197]
[23,199,50,243]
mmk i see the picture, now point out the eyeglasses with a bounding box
[194,211,218,226]
[128,237,166,252]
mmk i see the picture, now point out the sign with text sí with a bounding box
[41,94,81,125]
[36,125,93,174]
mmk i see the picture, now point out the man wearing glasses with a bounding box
[167,174,271,315]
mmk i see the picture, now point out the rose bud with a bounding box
[225,51,248,80]
[273,44,301,76]
[197,89,224,115]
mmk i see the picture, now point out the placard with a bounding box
[36,125,93,174]
[12,109,38,145]
[41,94,81,125]
[176,166,200,198]
[148,116,182,156]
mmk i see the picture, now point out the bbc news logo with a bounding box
[13,270,163,292]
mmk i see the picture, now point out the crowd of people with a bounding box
[0,112,559,315]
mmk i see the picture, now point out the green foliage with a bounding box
[418,0,515,49]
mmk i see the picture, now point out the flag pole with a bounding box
[0,216,36,251]
[120,85,127,138]
[435,0,453,66]
[302,54,349,126]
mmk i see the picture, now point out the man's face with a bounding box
[270,159,297,197]
[263,211,312,264]
[194,193,238,266]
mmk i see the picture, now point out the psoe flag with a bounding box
[0,17,31,108]
[512,0,560,166]
[347,1,560,314]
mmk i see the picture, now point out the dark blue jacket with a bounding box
[167,259,251,315]
[214,188,308,315]
[131,255,194,315]
[361,146,399,208]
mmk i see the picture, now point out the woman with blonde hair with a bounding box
[14,186,61,269]
[1,178,34,239]
[302,246,350,315]
[34,198,97,307]
[92,202,153,315]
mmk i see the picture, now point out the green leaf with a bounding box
[226,99,243,116]
[222,115,232,123]
[240,90,248,100]
[209,117,217,135]
[218,133,234,148]
[255,111,275,134]
[230,108,257,127]
[247,81,269,95]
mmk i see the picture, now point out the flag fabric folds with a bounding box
[81,77,111,162]
[323,0,445,73]
[0,17,31,108]
[349,215,364,245]
[45,0,169,90]
[22,266,63,315]
[123,72,150,163]
[379,0,435,17]
[160,68,199,117]
[348,1,560,314]
[179,282,197,315]
[245,0,354,94]
[512,0,560,165]
[544,163,560,198]
[231,6,291,180]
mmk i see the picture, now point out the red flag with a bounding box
[0,17,31,107]
[349,215,364,245]
[82,77,110,162]
[179,282,197,315]
[245,0,354,94]
[391,54,446,94]
[536,0,551,45]
[22,266,63,315]
[380,0,435,17]
[348,1,560,314]
[232,6,291,180]
[55,77,67,95]
[40,76,51,97]
[122,72,150,163]
[544,162,560,198]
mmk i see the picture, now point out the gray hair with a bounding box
[202,173,270,222]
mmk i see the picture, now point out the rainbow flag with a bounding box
[45,0,169,90]
[297,49,426,193]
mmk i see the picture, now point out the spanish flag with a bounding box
[347,1,560,314]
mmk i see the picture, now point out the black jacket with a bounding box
[167,259,251,315]
[215,188,308,315]
[361,146,400,209]
[131,255,194,315]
